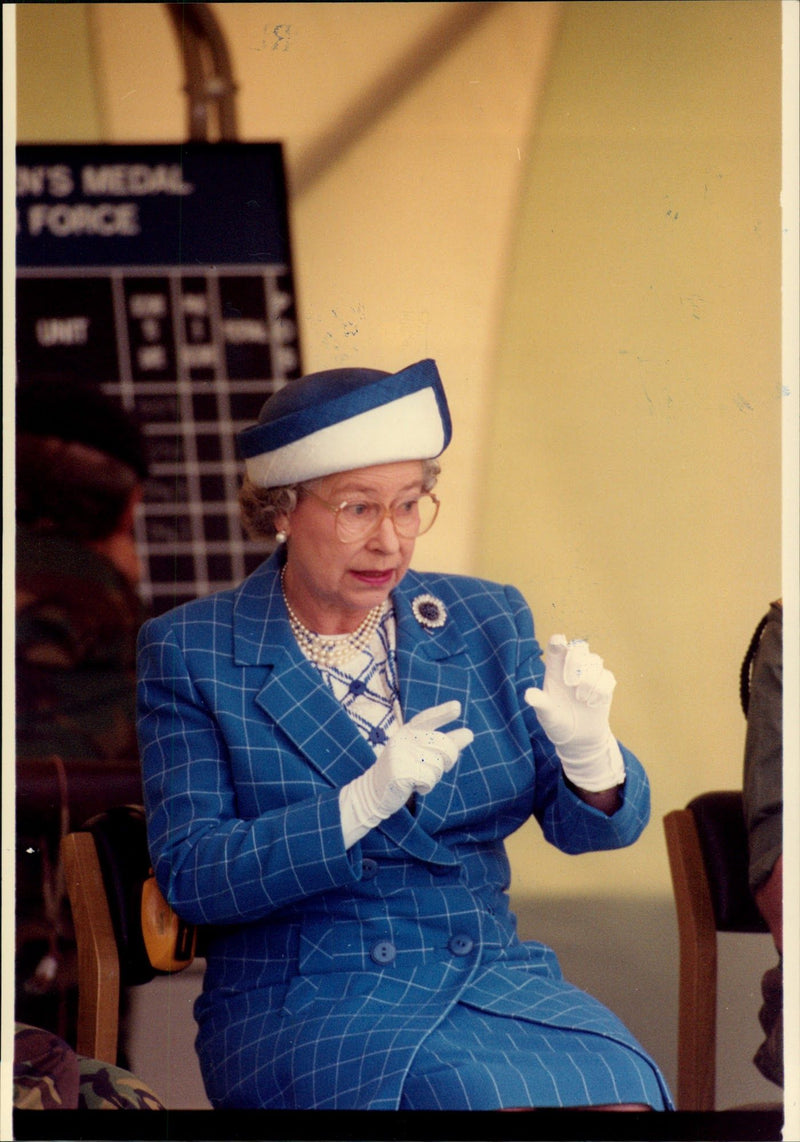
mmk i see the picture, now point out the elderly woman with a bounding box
[136,359,672,1111]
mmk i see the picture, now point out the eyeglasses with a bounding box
[300,486,440,543]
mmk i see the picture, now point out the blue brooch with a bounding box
[412,593,447,630]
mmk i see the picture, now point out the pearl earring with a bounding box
[275,530,287,544]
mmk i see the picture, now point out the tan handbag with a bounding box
[141,873,197,972]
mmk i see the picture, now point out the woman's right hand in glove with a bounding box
[339,700,473,848]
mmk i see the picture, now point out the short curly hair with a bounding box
[239,458,441,541]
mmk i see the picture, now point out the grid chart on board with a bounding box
[16,141,301,616]
[17,263,300,615]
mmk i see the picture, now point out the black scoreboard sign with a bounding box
[17,142,302,615]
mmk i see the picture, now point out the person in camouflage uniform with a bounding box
[13,1023,165,1110]
[15,515,144,763]
[742,600,783,1088]
[15,377,149,1036]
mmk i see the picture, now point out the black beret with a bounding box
[16,376,149,480]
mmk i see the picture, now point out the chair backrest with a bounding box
[663,790,768,1111]
[16,754,145,952]
[61,827,122,1064]
[61,804,195,1064]
[16,756,145,833]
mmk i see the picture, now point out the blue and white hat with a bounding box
[237,358,451,487]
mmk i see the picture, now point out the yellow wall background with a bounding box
[16,2,783,907]
[482,0,783,898]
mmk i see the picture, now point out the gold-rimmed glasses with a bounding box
[300,486,440,543]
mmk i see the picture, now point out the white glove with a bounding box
[339,700,473,849]
[524,635,625,793]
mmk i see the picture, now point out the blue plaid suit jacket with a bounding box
[136,551,664,1109]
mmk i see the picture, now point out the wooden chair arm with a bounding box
[663,808,717,1111]
[61,831,120,1064]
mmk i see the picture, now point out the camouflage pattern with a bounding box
[13,1023,79,1109]
[77,1060,166,1110]
[13,1024,166,1110]
[15,526,144,764]
[15,525,146,1037]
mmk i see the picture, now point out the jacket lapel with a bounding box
[233,553,378,786]
[231,558,469,866]
[376,572,472,866]
[393,572,471,719]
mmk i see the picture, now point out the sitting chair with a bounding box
[663,790,771,1111]
[15,754,145,1033]
[61,805,196,1065]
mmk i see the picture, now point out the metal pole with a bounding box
[165,3,238,141]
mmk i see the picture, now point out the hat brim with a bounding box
[238,358,451,486]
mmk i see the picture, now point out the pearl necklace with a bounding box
[281,566,386,669]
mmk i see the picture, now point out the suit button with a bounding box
[361,858,378,880]
[370,940,397,965]
[448,934,474,956]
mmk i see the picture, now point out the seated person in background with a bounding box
[741,599,783,1088]
[16,377,149,762]
[137,359,673,1111]
[15,376,149,1029]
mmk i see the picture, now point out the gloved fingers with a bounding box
[524,686,575,744]
[413,726,472,783]
[410,740,450,793]
[571,655,603,701]
[412,772,436,794]
[385,773,419,800]
[543,634,569,673]
[407,700,463,733]
[447,727,474,754]
[562,642,616,706]
[562,640,594,686]
[413,729,461,768]
[410,733,470,793]
[414,753,445,793]
[577,666,616,707]
[523,686,549,711]
[524,687,565,726]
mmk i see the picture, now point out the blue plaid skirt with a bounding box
[398,1002,670,1110]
